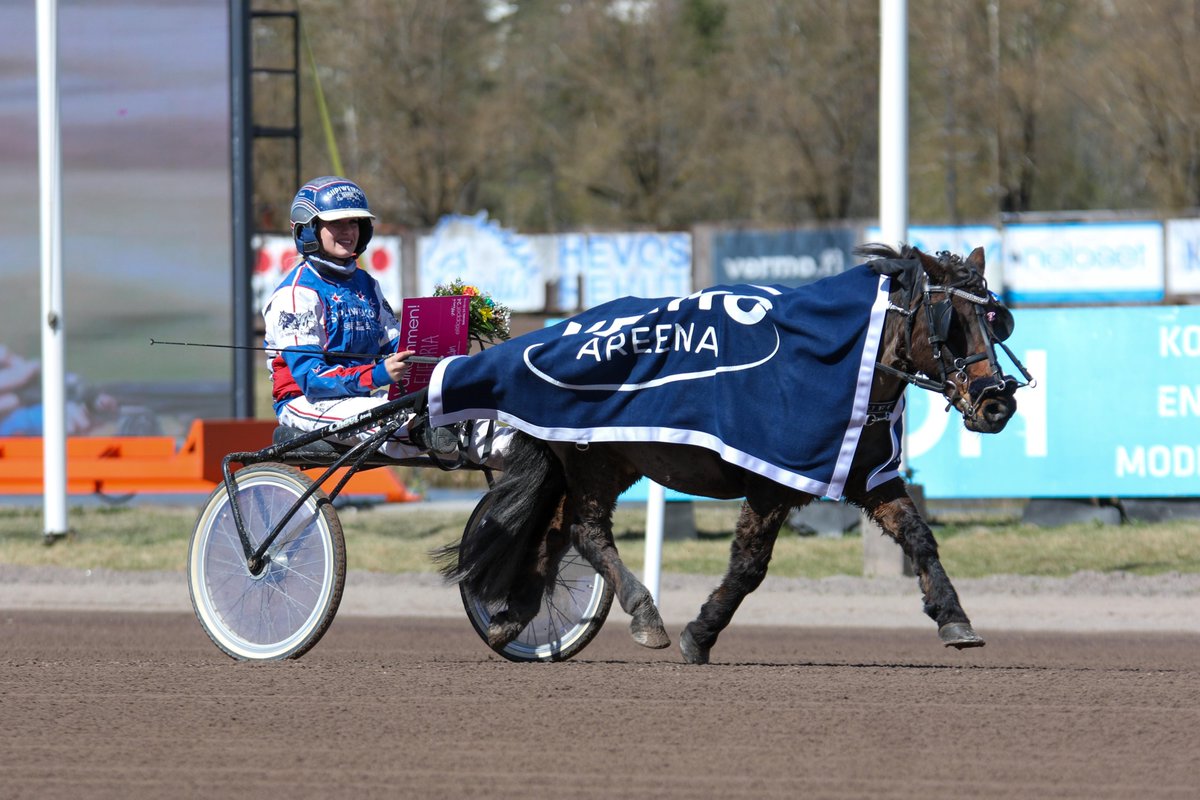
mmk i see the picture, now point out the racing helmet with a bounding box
[290,176,376,256]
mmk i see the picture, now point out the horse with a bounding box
[437,243,1030,664]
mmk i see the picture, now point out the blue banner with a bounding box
[712,228,856,286]
[906,306,1200,498]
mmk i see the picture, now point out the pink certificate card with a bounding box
[390,295,470,399]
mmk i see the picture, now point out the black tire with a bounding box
[188,463,345,660]
[459,492,614,662]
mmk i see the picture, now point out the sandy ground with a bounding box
[3,557,1199,800]
[2,564,1199,799]
[2,606,1198,800]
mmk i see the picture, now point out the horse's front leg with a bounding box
[569,497,669,650]
[679,493,792,665]
[859,480,985,649]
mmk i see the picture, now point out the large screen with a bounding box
[0,0,231,438]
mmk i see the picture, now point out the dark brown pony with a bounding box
[440,244,1029,664]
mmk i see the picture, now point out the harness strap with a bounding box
[925,284,992,304]
[865,400,899,426]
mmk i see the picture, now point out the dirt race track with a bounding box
[3,601,1198,800]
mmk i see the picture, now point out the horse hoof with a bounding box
[630,597,670,649]
[631,623,671,649]
[939,622,986,649]
[487,620,523,649]
[679,627,709,665]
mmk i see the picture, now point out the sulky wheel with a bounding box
[459,493,613,662]
[188,463,345,661]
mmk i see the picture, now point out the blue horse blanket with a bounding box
[430,264,893,499]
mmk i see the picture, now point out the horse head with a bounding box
[863,243,1027,434]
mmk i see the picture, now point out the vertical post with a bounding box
[644,482,664,605]
[230,0,255,418]
[37,0,68,541]
[866,0,910,576]
[879,0,908,248]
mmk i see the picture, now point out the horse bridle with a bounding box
[875,262,1034,418]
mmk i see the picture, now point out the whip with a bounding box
[148,339,444,364]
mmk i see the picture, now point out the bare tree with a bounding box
[297,0,502,227]
[1096,0,1200,210]
[721,1,879,223]
[245,0,1199,232]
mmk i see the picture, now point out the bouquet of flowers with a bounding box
[433,279,511,346]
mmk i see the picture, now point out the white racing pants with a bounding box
[277,394,511,469]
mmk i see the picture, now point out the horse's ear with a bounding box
[912,247,950,284]
[965,246,986,276]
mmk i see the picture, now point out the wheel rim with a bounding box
[190,473,336,659]
[465,545,608,660]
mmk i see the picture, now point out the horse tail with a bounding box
[434,431,565,604]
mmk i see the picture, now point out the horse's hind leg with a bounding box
[568,496,670,650]
[485,499,573,649]
[679,494,791,665]
[859,481,985,649]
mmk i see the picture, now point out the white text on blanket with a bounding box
[562,288,777,363]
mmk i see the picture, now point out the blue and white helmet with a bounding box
[290,176,376,256]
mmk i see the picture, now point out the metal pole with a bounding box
[37,0,68,541]
[230,0,255,418]
[644,481,664,605]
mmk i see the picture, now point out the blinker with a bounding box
[985,305,1014,342]
[929,299,954,343]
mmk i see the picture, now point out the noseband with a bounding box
[875,260,1033,418]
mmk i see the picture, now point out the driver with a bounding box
[263,176,506,466]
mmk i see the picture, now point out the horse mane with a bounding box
[855,242,983,292]
[854,242,921,292]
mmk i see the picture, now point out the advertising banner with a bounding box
[906,306,1200,498]
[1003,222,1164,304]
[711,228,855,287]
[1166,218,1200,297]
[253,234,403,312]
[558,232,692,308]
[417,212,546,312]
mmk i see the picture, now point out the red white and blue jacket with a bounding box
[263,258,401,415]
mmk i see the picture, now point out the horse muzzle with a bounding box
[962,376,1017,433]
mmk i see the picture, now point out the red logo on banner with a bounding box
[369,247,391,273]
[255,248,274,274]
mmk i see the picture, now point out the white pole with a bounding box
[644,481,664,605]
[864,0,910,577]
[879,0,908,246]
[37,0,69,540]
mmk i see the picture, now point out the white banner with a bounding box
[1166,218,1200,296]
[559,231,692,308]
[417,212,546,312]
[1003,222,1163,304]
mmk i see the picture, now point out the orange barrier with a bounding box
[0,419,420,503]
